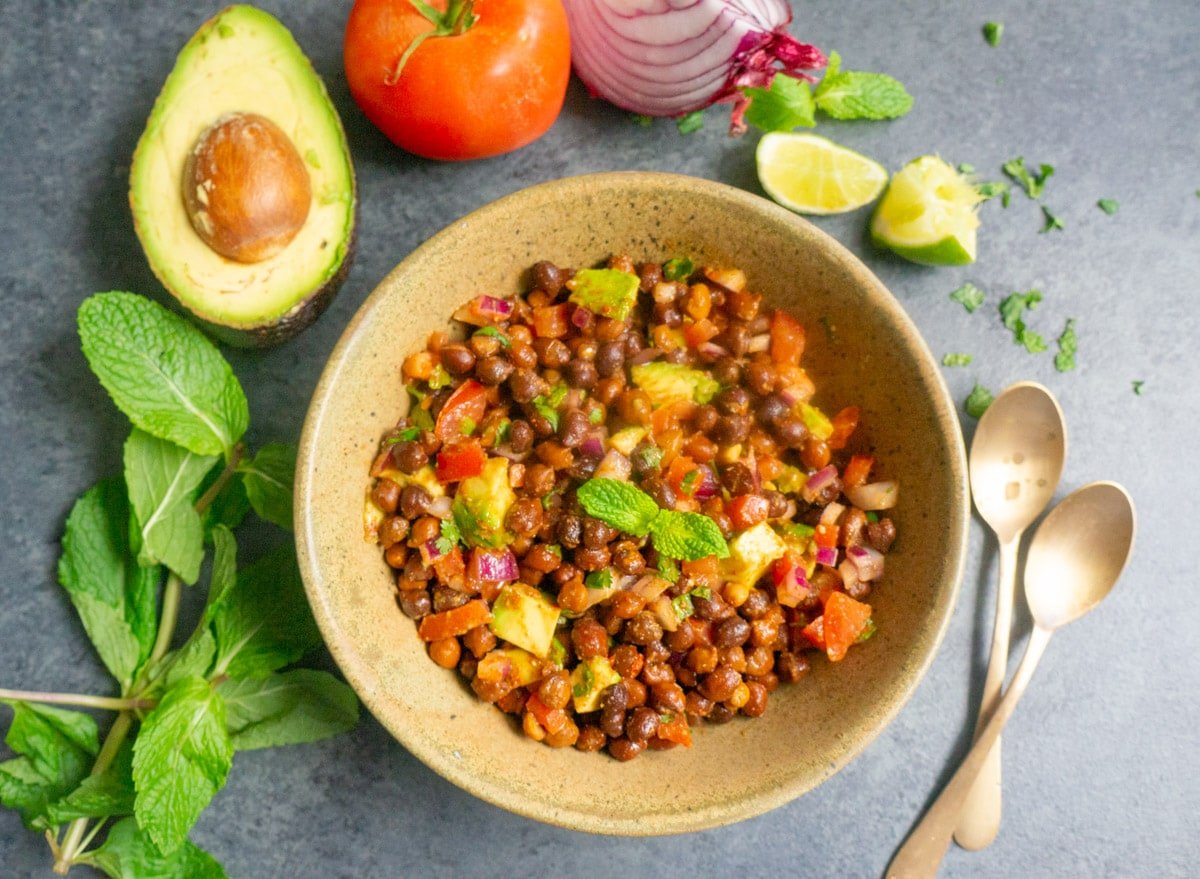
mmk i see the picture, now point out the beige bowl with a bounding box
[296,172,968,835]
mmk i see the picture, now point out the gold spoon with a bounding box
[886,481,1136,878]
[956,381,1066,849]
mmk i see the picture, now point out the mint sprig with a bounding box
[813,52,913,121]
[576,478,729,560]
[743,74,815,132]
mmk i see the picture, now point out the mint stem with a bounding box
[195,442,244,515]
[0,688,152,712]
[54,711,133,873]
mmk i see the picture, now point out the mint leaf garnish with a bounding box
[965,384,995,419]
[89,816,230,879]
[814,52,913,120]
[0,701,98,828]
[983,21,1003,46]
[743,73,815,132]
[217,670,358,751]
[1054,319,1078,372]
[648,511,729,561]
[238,443,296,531]
[950,282,986,313]
[1097,198,1119,215]
[473,326,511,347]
[576,479,660,538]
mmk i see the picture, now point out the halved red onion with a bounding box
[469,547,519,583]
[845,480,899,511]
[819,501,845,526]
[427,495,453,520]
[802,464,838,503]
[564,0,826,133]
[595,449,632,481]
[846,545,885,582]
[815,545,838,567]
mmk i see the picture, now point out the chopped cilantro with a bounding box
[958,162,976,174]
[459,416,477,436]
[1003,157,1054,199]
[856,618,878,643]
[689,586,712,600]
[634,444,664,473]
[999,290,1046,352]
[409,402,434,433]
[942,353,973,367]
[435,517,462,555]
[473,326,511,347]
[1054,319,1078,372]
[865,511,879,523]
[1040,205,1065,233]
[587,406,603,425]
[1132,380,1145,395]
[977,180,1009,201]
[949,282,986,313]
[679,469,700,497]
[663,257,695,282]
[676,111,704,135]
[1097,198,1119,215]
[428,365,452,389]
[495,418,512,446]
[983,21,1003,47]
[548,385,568,407]
[657,555,680,583]
[672,592,695,621]
[572,663,595,697]
[1001,189,1012,208]
[585,569,614,590]
[531,394,561,431]
[629,113,654,127]
[965,384,995,419]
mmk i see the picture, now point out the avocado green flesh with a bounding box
[489,583,561,659]
[129,5,355,344]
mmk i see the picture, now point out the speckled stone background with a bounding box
[1,1,1196,877]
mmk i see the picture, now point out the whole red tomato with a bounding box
[344,0,570,160]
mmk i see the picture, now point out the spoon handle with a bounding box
[954,535,1020,849]
[886,625,1053,879]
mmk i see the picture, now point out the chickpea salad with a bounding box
[364,256,899,760]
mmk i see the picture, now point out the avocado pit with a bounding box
[183,112,311,264]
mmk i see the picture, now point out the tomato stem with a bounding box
[387,0,477,84]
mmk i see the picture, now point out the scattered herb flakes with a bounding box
[629,113,654,128]
[999,289,1046,352]
[1054,319,1078,372]
[977,180,1010,201]
[472,326,511,347]
[1040,205,1065,233]
[958,162,976,174]
[676,110,704,135]
[1001,189,1012,208]
[942,353,973,367]
[1132,380,1145,395]
[662,257,694,281]
[965,384,995,418]
[1003,157,1054,198]
[950,282,986,313]
[1097,198,1119,215]
[983,21,1004,46]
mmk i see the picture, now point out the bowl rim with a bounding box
[295,170,969,835]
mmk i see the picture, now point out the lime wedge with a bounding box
[756,133,888,215]
[870,156,983,265]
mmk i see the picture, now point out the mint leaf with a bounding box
[1097,198,1119,215]
[1040,205,1065,233]
[0,701,98,828]
[576,479,661,537]
[814,53,912,120]
[656,555,680,583]
[200,464,249,537]
[78,292,249,457]
[676,110,704,135]
[59,478,159,689]
[983,21,1003,46]
[45,739,135,824]
[743,73,815,132]
[965,384,994,419]
[210,545,321,678]
[999,290,1046,352]
[132,676,232,854]
[204,525,238,622]
[949,282,985,313]
[89,816,229,879]
[1002,157,1054,198]
[649,510,729,560]
[1132,380,1145,395]
[239,442,296,531]
[217,669,358,751]
[1055,318,1078,372]
[942,353,973,367]
[124,429,216,584]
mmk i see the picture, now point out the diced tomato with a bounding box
[684,318,720,348]
[431,546,465,582]
[682,556,721,589]
[770,310,806,365]
[771,556,810,607]
[530,303,569,338]
[436,439,486,483]
[842,454,874,489]
[525,692,570,734]
[435,379,487,440]
[727,494,770,531]
[657,713,693,747]
[814,522,839,549]
[801,616,826,651]
[650,400,696,438]
[822,591,872,661]
[665,455,698,496]
[417,599,492,641]
[828,406,860,450]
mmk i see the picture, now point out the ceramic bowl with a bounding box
[296,172,968,835]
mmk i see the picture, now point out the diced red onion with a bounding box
[819,501,845,526]
[651,594,679,632]
[696,341,730,361]
[838,559,860,594]
[469,547,519,583]
[778,378,815,405]
[570,303,594,328]
[454,295,513,326]
[583,573,636,610]
[629,346,663,365]
[747,333,770,354]
[422,539,444,565]
[802,464,838,503]
[772,561,809,607]
[692,465,719,500]
[427,496,453,520]
[564,0,826,133]
[846,545,885,582]
[595,449,632,481]
[815,545,838,567]
[581,433,606,459]
[478,295,513,317]
[491,444,530,462]
[631,574,671,602]
[845,480,899,511]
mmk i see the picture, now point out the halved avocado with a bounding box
[130,5,356,347]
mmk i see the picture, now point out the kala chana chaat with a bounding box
[365,256,899,761]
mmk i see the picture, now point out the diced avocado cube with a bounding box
[451,457,515,548]
[721,522,787,593]
[567,268,640,320]
[631,362,720,406]
[494,647,543,687]
[489,582,561,658]
[376,463,446,498]
[797,403,833,441]
[571,656,623,713]
[609,426,647,456]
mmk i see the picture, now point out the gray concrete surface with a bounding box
[1,1,1196,876]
